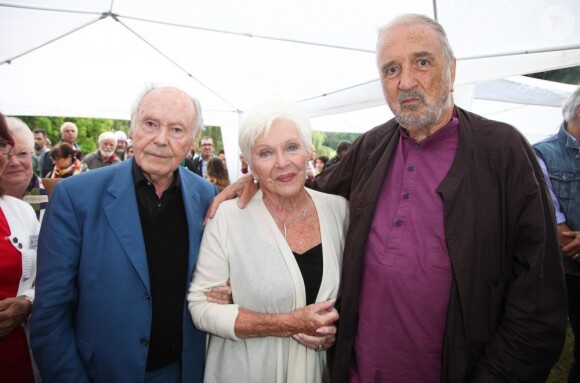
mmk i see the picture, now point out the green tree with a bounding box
[322,132,361,158]
[311,131,334,158]
[17,116,129,154]
[526,65,580,85]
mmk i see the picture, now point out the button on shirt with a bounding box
[132,161,188,370]
[350,114,459,383]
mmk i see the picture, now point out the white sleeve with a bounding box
[187,207,242,341]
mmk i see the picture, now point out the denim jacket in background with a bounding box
[534,122,580,275]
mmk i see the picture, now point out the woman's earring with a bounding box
[253,177,258,184]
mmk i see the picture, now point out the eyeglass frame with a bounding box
[4,150,33,160]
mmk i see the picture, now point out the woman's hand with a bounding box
[293,324,336,352]
[234,298,338,339]
[289,299,338,336]
[0,296,32,338]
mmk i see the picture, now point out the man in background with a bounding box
[187,136,214,178]
[33,129,49,176]
[534,84,580,383]
[41,122,83,176]
[324,140,351,169]
[114,130,129,161]
[81,131,121,170]
[59,122,82,158]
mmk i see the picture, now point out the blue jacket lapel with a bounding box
[103,160,150,291]
[179,167,205,282]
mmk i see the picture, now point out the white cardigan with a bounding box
[188,189,349,383]
[1,195,41,382]
[0,195,39,300]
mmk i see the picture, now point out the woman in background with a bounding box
[126,144,134,159]
[314,155,329,175]
[1,117,48,221]
[205,157,230,191]
[46,142,86,178]
[305,155,329,189]
[0,112,41,382]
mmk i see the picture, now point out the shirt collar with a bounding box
[398,107,459,144]
[132,159,180,191]
[563,122,579,149]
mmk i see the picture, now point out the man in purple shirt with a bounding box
[211,13,567,382]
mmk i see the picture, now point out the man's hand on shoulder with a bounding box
[206,173,257,223]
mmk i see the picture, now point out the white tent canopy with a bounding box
[1,0,579,179]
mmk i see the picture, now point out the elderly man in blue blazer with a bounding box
[31,86,223,383]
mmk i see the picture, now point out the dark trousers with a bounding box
[567,274,580,383]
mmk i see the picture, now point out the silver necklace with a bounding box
[264,198,309,239]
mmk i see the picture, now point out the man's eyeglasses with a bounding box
[0,140,14,155]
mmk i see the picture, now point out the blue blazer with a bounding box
[31,159,217,383]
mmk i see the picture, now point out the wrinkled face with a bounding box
[61,125,78,144]
[99,138,116,158]
[130,88,196,179]
[34,133,47,151]
[377,22,455,135]
[116,139,127,150]
[2,132,33,189]
[199,138,214,159]
[251,119,308,199]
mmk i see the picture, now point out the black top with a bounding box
[133,161,181,218]
[133,162,189,371]
[293,243,323,305]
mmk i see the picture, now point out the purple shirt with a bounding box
[349,115,459,383]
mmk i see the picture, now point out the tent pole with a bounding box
[0,15,104,65]
[116,20,240,112]
[432,0,438,20]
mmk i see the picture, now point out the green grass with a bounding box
[547,324,574,383]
